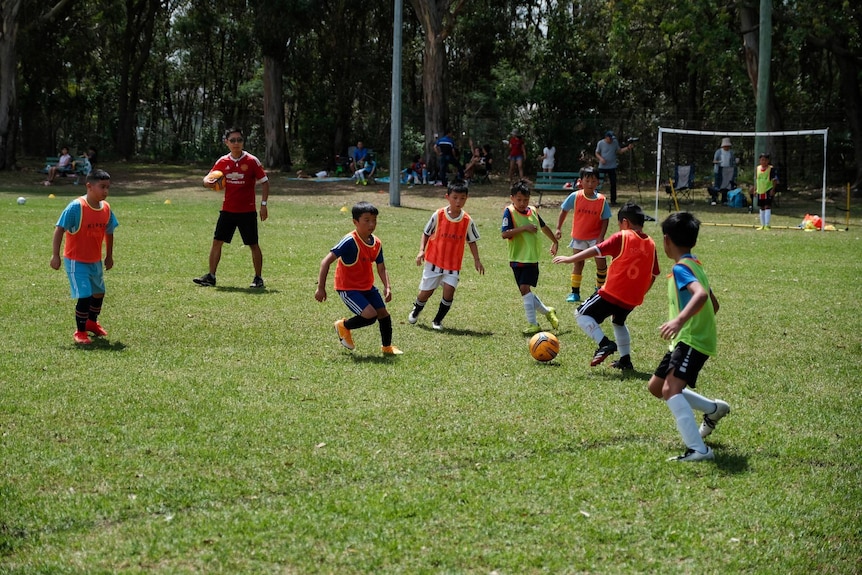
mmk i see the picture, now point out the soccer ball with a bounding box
[203,170,225,191]
[17,196,26,205]
[529,331,560,362]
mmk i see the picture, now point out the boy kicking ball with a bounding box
[649,212,730,462]
[315,202,403,355]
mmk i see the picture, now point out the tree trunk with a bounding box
[262,55,288,170]
[0,0,23,170]
[740,3,781,135]
[409,0,466,164]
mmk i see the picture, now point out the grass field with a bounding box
[2,165,861,573]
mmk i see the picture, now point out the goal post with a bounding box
[654,127,829,229]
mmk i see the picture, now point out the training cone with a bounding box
[48,194,56,198]
[164,199,172,204]
[340,206,348,212]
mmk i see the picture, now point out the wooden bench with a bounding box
[534,171,581,206]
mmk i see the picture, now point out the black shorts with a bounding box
[214,211,259,245]
[757,195,773,209]
[578,291,632,326]
[510,263,539,287]
[653,342,710,388]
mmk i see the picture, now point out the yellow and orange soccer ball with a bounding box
[529,331,560,363]
[203,170,225,191]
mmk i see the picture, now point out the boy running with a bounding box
[408,181,484,330]
[315,202,403,355]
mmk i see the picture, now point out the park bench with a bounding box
[534,171,581,206]
[41,155,90,183]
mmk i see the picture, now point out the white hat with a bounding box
[721,137,732,147]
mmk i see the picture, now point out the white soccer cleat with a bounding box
[668,447,714,462]
[699,399,731,438]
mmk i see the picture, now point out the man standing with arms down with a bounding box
[595,130,633,206]
[194,127,270,289]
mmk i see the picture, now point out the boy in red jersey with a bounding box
[193,127,270,289]
[553,202,659,369]
[315,202,403,355]
[407,181,484,330]
[50,169,119,345]
[554,166,612,304]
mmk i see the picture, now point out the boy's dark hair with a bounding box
[617,202,645,226]
[447,180,469,195]
[223,127,244,140]
[86,169,111,183]
[352,201,379,220]
[580,166,598,179]
[510,179,531,196]
[661,211,701,249]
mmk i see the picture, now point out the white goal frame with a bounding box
[654,127,829,230]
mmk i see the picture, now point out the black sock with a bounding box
[89,296,103,322]
[75,298,90,332]
[433,298,452,324]
[378,315,393,347]
[411,299,426,316]
[599,336,612,347]
[345,315,376,330]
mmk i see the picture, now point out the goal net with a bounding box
[653,127,829,228]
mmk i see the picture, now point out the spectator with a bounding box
[539,141,556,172]
[434,129,463,186]
[45,147,73,185]
[709,138,737,205]
[504,129,526,180]
[350,141,369,173]
[595,131,633,206]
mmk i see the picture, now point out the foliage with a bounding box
[4,0,860,183]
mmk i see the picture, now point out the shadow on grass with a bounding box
[213,286,279,295]
[347,353,404,364]
[414,324,495,337]
[73,339,128,352]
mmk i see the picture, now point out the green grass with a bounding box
[2,167,861,573]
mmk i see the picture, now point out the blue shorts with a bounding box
[64,259,105,299]
[338,287,386,316]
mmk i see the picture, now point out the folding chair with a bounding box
[665,164,695,210]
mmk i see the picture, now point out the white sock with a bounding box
[522,293,537,325]
[667,394,708,453]
[612,323,631,356]
[576,313,605,345]
[682,388,715,414]
[760,210,766,226]
[532,292,549,315]
[764,208,771,226]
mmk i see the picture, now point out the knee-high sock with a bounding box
[682,388,715,414]
[571,273,582,294]
[764,208,771,226]
[522,293,537,325]
[378,315,393,346]
[345,315,376,330]
[433,298,452,324]
[667,394,708,453]
[576,313,606,345]
[532,292,549,315]
[75,298,90,332]
[596,268,608,289]
[612,323,631,356]
[89,296,103,322]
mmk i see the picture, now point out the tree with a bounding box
[409,0,467,163]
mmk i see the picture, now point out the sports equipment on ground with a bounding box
[699,399,731,438]
[590,341,617,366]
[204,170,226,191]
[668,447,714,462]
[17,197,26,205]
[529,331,560,363]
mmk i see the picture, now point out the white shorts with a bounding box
[418,261,460,291]
[569,238,599,251]
[542,159,554,170]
